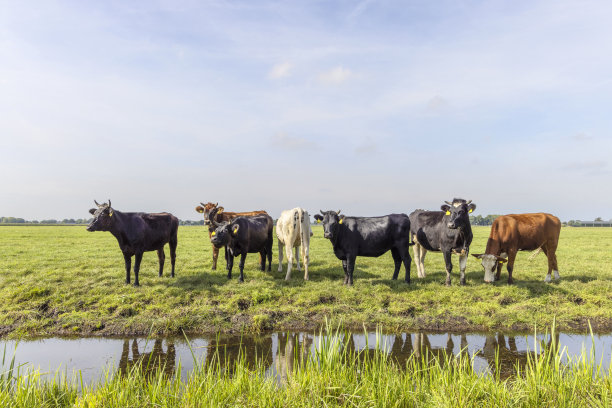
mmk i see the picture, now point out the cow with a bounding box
[86,200,178,286]
[276,207,313,280]
[313,210,413,285]
[409,198,477,286]
[195,202,267,270]
[209,208,274,282]
[471,213,561,284]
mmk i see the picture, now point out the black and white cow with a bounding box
[86,200,178,286]
[313,210,413,285]
[209,209,274,282]
[409,198,476,286]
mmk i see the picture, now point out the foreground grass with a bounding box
[1,325,611,407]
[1,225,612,336]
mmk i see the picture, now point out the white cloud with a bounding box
[271,132,319,150]
[268,62,293,79]
[318,66,353,84]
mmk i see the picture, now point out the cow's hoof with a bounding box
[133,283,140,287]
[304,277,309,281]
[404,279,410,284]
[212,267,216,271]
[544,275,552,283]
[445,281,451,287]
[238,279,244,283]
[460,278,466,286]
[508,278,514,285]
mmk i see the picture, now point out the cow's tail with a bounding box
[528,245,544,260]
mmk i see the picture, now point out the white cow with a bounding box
[276,207,312,280]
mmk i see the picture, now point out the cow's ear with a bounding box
[231,224,239,235]
[441,205,450,213]
[196,206,204,213]
[496,255,507,263]
[468,203,477,213]
[313,214,323,223]
[339,215,345,224]
[217,207,224,214]
[89,208,96,215]
[471,253,484,259]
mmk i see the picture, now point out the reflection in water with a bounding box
[118,339,176,378]
[0,330,603,386]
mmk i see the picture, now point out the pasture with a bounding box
[1,225,612,337]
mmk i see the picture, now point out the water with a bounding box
[2,330,611,386]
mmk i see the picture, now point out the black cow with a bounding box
[209,208,273,282]
[313,210,413,285]
[87,200,178,286]
[409,198,476,286]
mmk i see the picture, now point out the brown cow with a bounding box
[471,213,561,284]
[195,202,267,270]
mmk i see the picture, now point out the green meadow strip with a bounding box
[0,324,611,407]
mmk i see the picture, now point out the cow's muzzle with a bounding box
[447,223,457,229]
[324,232,332,239]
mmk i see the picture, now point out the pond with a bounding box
[2,330,611,386]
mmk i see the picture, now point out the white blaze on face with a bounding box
[480,254,497,282]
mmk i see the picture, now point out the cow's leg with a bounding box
[134,252,143,286]
[342,260,349,284]
[169,237,177,278]
[224,246,229,270]
[265,246,272,272]
[284,244,293,279]
[443,251,453,286]
[506,250,517,284]
[391,248,401,280]
[212,245,219,271]
[123,252,132,284]
[157,248,165,277]
[400,246,412,284]
[227,253,234,279]
[495,254,504,282]
[542,245,559,282]
[278,241,284,273]
[238,253,247,282]
[459,253,467,286]
[412,243,422,278]
[347,255,356,286]
[259,250,266,271]
[301,244,310,280]
[295,246,301,271]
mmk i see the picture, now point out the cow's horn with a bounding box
[210,207,221,227]
[200,202,206,207]
[466,200,472,205]
[444,201,452,205]
[108,199,111,208]
[320,210,325,215]
[94,199,101,207]
[336,210,341,215]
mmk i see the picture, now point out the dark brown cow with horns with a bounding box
[195,202,267,270]
[472,213,561,284]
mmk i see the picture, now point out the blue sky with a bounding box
[1,0,611,221]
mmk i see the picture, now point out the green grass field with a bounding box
[1,225,612,337]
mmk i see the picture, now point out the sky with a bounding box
[1,0,611,221]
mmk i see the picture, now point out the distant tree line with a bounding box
[1,216,205,226]
[469,215,500,226]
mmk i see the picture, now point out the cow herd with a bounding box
[86,198,562,287]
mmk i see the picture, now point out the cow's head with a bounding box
[195,202,223,226]
[441,198,476,229]
[87,200,114,232]
[209,207,237,247]
[471,253,507,283]
[315,210,344,240]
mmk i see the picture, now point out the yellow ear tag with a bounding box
[109,211,113,217]
[499,261,504,264]
[445,211,451,215]
[339,218,343,224]
[211,231,216,236]
[469,209,473,213]
[233,226,238,234]
[317,219,321,223]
